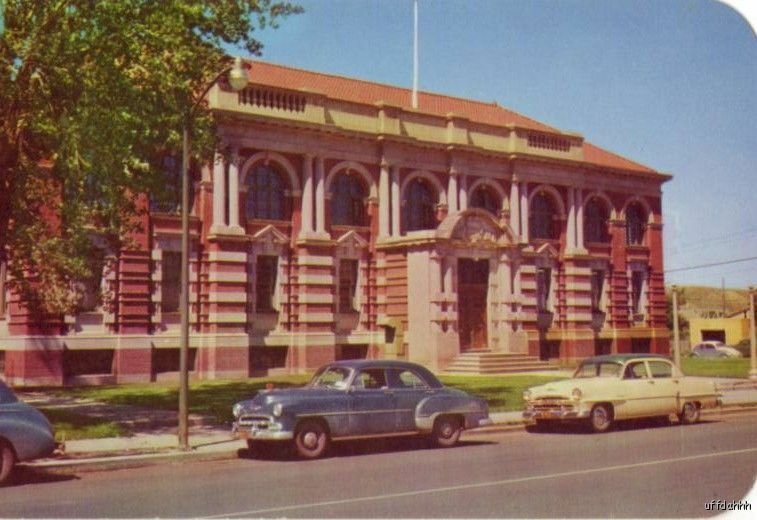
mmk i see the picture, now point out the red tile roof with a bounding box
[245,60,658,175]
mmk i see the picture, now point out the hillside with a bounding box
[667,285,750,321]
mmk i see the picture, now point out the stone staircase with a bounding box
[443,350,559,374]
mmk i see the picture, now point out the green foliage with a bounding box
[0,0,301,314]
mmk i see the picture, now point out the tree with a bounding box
[0,0,301,315]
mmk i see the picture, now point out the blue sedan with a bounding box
[232,360,492,459]
[1,380,56,485]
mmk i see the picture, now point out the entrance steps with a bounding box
[443,350,559,374]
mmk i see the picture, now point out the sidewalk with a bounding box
[20,378,757,473]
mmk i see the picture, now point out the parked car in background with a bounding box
[0,380,57,485]
[232,360,491,459]
[733,339,753,358]
[690,341,742,358]
[523,354,721,433]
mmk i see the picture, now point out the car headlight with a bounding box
[571,388,583,401]
[522,389,532,402]
[232,403,243,419]
[272,403,283,417]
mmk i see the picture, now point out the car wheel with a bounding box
[0,441,16,486]
[294,420,329,459]
[679,402,700,425]
[589,404,613,433]
[431,415,462,448]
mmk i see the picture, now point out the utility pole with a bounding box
[749,286,756,380]
[672,285,681,368]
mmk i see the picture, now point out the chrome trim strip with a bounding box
[332,431,419,441]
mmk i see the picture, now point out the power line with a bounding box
[667,228,757,255]
[665,255,757,274]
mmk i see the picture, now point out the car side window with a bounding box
[623,362,648,379]
[648,361,673,378]
[390,369,429,389]
[354,369,387,390]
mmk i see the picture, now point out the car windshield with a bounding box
[309,366,352,390]
[574,361,622,378]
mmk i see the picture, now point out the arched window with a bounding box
[625,202,647,246]
[584,197,610,243]
[245,164,288,220]
[331,173,366,226]
[469,185,500,216]
[530,191,559,240]
[404,178,437,232]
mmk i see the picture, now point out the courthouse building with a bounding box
[0,61,671,386]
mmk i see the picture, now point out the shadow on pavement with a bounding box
[5,466,80,488]
[524,416,720,435]
[238,436,495,462]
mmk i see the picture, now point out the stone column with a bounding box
[300,154,314,237]
[212,151,226,230]
[510,180,520,238]
[315,156,325,234]
[447,169,458,214]
[520,183,529,243]
[379,158,390,238]
[576,189,585,250]
[567,187,576,251]
[459,174,468,211]
[390,165,401,236]
[228,149,243,233]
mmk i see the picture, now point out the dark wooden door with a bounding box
[458,259,489,351]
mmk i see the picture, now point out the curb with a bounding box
[22,442,242,474]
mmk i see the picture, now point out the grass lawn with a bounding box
[40,373,567,439]
[50,375,311,425]
[680,357,752,379]
[37,408,129,441]
[438,374,567,412]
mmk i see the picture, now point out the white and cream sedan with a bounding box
[523,354,721,433]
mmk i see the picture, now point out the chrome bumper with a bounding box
[477,417,494,427]
[232,421,294,441]
[523,407,589,421]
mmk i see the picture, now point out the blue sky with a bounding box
[246,0,757,289]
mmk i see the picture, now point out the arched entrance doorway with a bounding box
[458,258,489,351]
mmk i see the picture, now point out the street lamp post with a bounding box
[749,286,757,381]
[179,57,248,450]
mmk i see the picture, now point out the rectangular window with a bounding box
[161,252,181,313]
[76,249,106,313]
[536,267,551,312]
[338,259,359,313]
[631,270,645,314]
[256,256,278,313]
[591,270,605,313]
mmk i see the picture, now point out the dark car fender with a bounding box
[0,404,56,462]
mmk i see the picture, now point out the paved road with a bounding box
[2,413,756,518]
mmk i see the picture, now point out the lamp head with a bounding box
[228,57,248,92]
